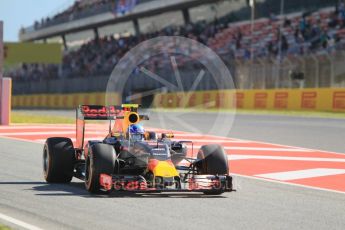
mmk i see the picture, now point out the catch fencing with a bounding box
[233,50,345,90]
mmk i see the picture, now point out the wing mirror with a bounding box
[161,133,174,139]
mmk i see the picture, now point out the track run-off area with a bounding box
[1,123,345,194]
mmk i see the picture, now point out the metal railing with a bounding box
[22,0,158,33]
[233,49,345,89]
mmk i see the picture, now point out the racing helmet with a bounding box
[128,124,145,142]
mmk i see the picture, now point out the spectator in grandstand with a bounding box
[320,29,330,48]
[235,29,242,49]
[311,21,322,38]
[294,28,305,44]
[338,5,345,27]
[283,17,291,27]
[269,11,278,22]
[281,34,289,53]
[267,41,275,56]
[328,11,339,28]
[299,16,311,39]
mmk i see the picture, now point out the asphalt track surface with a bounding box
[1,110,345,229]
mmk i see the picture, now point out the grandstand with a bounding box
[7,0,345,98]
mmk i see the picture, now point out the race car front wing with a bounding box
[99,174,234,193]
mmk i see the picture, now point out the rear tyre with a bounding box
[85,143,116,193]
[43,137,75,183]
[196,144,229,195]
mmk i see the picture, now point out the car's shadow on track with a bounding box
[0,181,227,198]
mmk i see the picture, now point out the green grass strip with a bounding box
[11,112,74,124]
[0,224,11,230]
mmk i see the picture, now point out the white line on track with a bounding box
[0,212,43,230]
[229,154,345,162]
[256,168,345,181]
[34,139,47,143]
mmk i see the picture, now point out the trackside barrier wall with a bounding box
[151,88,345,112]
[12,88,345,112]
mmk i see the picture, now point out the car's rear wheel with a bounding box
[196,144,229,195]
[85,143,116,193]
[43,137,75,183]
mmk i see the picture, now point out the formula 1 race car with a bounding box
[43,104,233,195]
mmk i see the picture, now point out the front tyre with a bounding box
[43,137,75,183]
[196,144,229,195]
[85,143,116,193]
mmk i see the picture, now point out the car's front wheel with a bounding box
[196,144,229,195]
[85,143,116,193]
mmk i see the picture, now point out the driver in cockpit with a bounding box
[128,124,145,142]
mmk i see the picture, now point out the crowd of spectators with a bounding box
[9,64,59,82]
[286,4,345,53]
[212,3,345,61]
[10,3,345,82]
[11,19,225,81]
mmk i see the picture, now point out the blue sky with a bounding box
[0,0,73,41]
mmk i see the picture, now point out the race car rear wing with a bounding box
[75,104,149,149]
[77,104,149,120]
[77,105,121,120]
